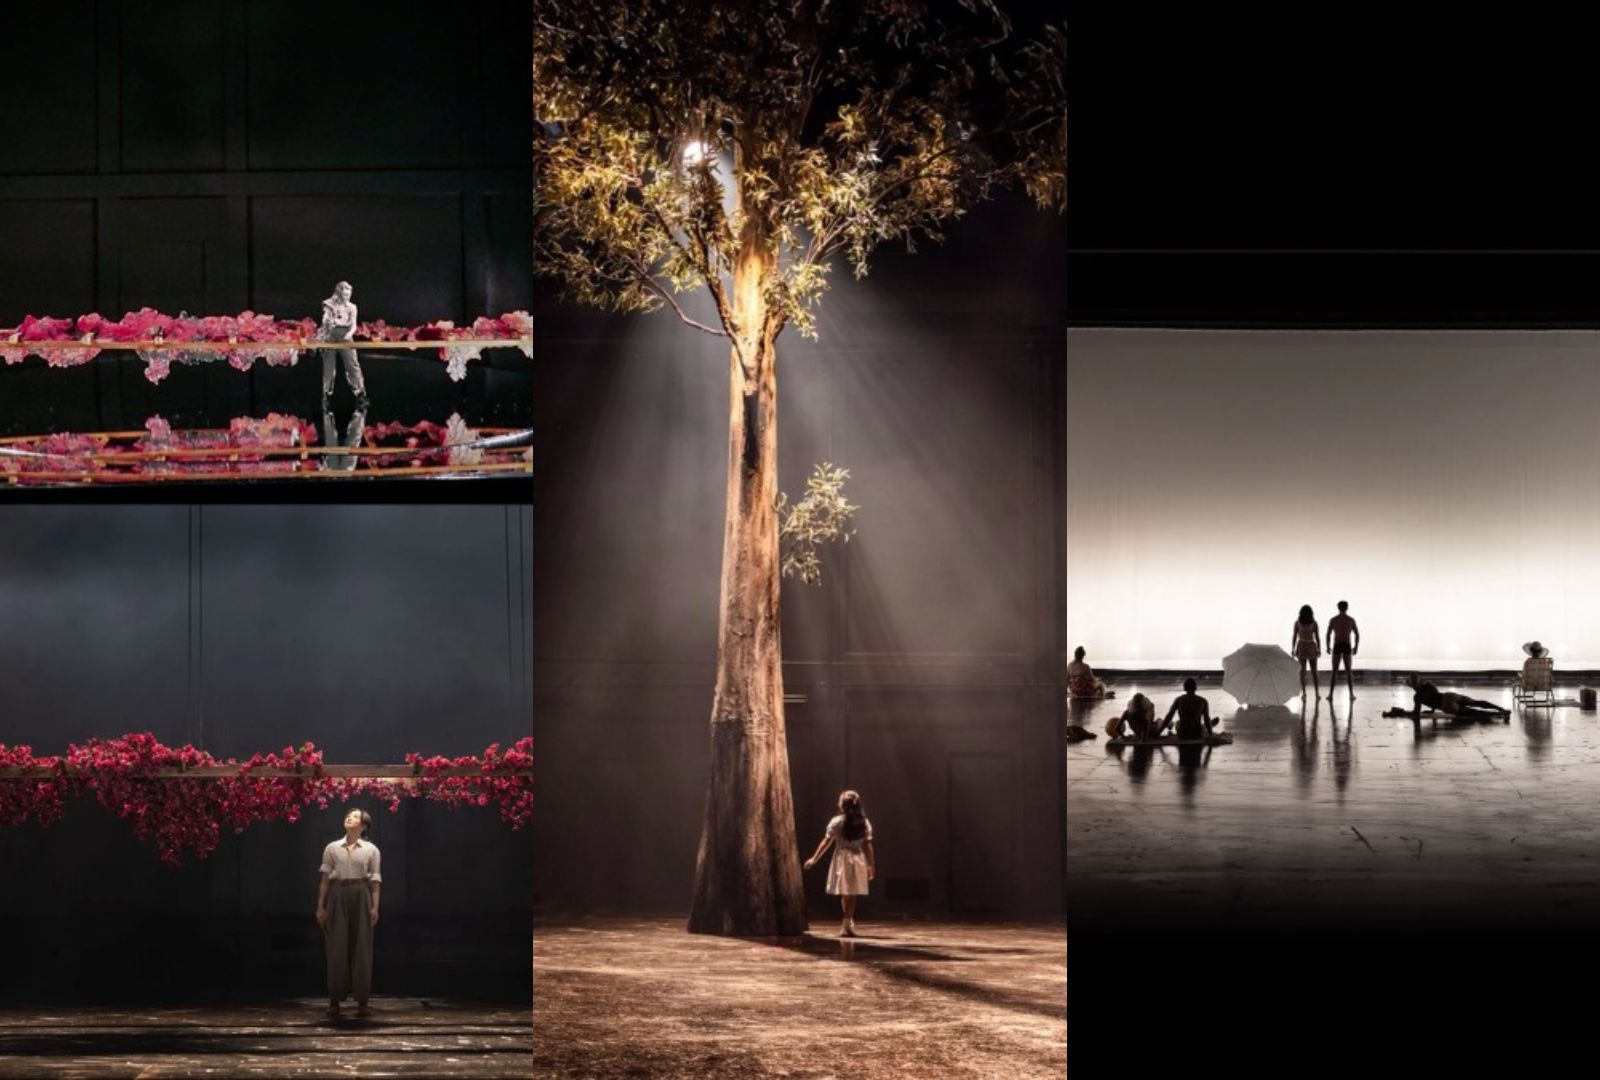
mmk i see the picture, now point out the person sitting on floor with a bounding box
[1157,678,1216,741]
[1105,692,1157,740]
[1385,673,1511,728]
[1067,646,1116,699]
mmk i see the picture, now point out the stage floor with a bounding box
[1067,680,1600,920]
[533,916,1065,1079]
[0,998,530,1079]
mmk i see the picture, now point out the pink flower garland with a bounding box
[1,308,533,383]
[1,413,527,482]
[134,413,317,474]
[0,734,533,864]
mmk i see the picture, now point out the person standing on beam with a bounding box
[318,280,368,409]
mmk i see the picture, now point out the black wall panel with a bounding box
[249,194,465,327]
[245,1,466,171]
[1,3,98,174]
[121,0,228,172]
[113,196,231,313]
[0,200,98,318]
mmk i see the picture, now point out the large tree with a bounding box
[534,0,1065,936]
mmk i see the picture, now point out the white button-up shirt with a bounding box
[320,838,382,882]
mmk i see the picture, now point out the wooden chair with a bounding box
[1514,656,1555,707]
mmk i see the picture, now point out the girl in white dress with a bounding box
[802,790,875,937]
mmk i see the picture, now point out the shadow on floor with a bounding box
[773,934,1064,1021]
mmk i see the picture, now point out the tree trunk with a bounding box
[686,210,807,937]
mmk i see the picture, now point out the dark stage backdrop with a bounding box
[532,196,1067,919]
[0,505,533,1004]
[0,0,532,436]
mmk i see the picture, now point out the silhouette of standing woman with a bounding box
[1292,604,1321,699]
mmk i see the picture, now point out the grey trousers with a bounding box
[324,883,374,1004]
[320,406,368,472]
[322,347,366,399]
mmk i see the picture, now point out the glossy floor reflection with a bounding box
[1068,678,1600,921]
[0,352,532,441]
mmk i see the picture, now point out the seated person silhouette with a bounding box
[1157,678,1215,741]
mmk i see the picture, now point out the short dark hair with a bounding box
[1183,677,1197,693]
[1073,646,1086,660]
[346,807,373,837]
[1337,600,1348,612]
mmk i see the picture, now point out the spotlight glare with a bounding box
[681,140,710,167]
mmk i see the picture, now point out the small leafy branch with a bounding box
[778,463,860,586]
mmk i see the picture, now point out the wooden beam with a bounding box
[0,426,523,446]
[2,338,532,352]
[0,765,529,779]
[77,446,529,461]
[5,462,533,485]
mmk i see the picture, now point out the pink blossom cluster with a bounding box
[0,744,70,827]
[362,419,453,466]
[135,413,318,473]
[0,734,533,865]
[0,414,520,482]
[404,740,535,830]
[2,309,533,379]
[358,312,532,344]
[0,433,110,476]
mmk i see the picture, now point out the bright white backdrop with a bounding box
[1067,328,1600,670]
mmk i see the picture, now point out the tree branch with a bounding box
[624,256,729,337]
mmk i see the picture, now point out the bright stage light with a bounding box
[1068,327,1600,670]
[681,140,710,167]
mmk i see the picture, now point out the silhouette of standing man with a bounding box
[1326,600,1360,700]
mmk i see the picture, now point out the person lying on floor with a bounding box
[1384,673,1511,727]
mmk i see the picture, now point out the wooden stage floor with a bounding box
[0,998,530,1079]
[533,916,1066,1079]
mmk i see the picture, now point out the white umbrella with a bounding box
[1222,643,1303,706]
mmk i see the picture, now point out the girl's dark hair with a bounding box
[347,807,373,837]
[1299,605,1314,623]
[1073,646,1086,660]
[838,790,867,842]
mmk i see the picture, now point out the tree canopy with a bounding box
[535,0,1065,357]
